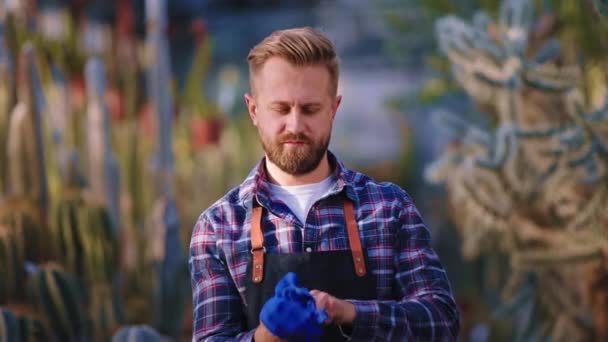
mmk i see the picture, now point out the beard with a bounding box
[259,130,330,175]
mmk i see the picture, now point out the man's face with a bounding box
[245,57,341,175]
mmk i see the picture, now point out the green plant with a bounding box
[426,0,608,339]
[0,229,24,304]
[52,198,85,277]
[0,308,19,342]
[180,35,219,120]
[26,266,90,341]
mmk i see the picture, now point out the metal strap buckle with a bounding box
[250,246,266,254]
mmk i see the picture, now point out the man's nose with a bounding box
[285,108,304,133]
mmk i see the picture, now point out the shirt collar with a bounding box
[238,150,358,209]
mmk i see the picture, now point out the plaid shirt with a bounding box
[189,152,459,341]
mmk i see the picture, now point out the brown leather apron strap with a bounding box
[344,200,366,277]
[250,206,265,283]
[250,198,365,283]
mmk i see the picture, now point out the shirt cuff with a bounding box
[348,300,379,340]
[241,329,256,342]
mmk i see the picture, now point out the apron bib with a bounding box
[244,199,376,341]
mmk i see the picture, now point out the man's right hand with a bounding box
[254,322,284,342]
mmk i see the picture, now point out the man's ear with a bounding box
[244,93,258,126]
[331,95,342,122]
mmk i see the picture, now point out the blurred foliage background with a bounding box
[0,0,607,341]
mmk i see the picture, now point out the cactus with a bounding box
[13,43,48,212]
[17,315,48,342]
[111,325,162,342]
[0,227,24,303]
[144,0,187,337]
[595,0,608,16]
[1,304,48,341]
[145,0,175,197]
[26,266,89,341]
[0,11,16,195]
[77,205,124,340]
[89,284,121,342]
[0,308,20,342]
[84,58,120,232]
[430,0,608,339]
[151,199,188,337]
[78,205,117,284]
[51,199,123,341]
[52,198,85,277]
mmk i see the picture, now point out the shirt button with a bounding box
[305,247,312,252]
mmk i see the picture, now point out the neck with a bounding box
[265,153,331,186]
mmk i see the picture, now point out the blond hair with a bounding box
[247,27,339,95]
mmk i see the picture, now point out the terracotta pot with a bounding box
[105,87,125,122]
[138,102,156,138]
[69,76,86,110]
[190,117,223,150]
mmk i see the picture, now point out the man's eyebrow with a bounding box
[269,101,290,106]
[268,101,322,106]
[301,102,322,107]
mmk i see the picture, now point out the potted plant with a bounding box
[179,19,224,150]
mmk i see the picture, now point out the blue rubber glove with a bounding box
[260,272,328,342]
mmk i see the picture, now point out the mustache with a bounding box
[279,133,311,144]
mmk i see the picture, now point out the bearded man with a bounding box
[189,27,460,342]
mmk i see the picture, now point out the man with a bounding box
[189,27,459,341]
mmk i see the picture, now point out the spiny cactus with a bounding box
[26,266,89,341]
[89,284,121,342]
[17,315,48,342]
[430,0,608,339]
[595,0,608,16]
[0,226,24,303]
[0,307,19,342]
[84,57,120,232]
[3,202,51,264]
[6,42,48,211]
[111,325,162,342]
[78,205,117,284]
[51,198,85,277]
[145,0,187,337]
[0,14,16,196]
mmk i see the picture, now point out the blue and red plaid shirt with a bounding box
[189,152,459,341]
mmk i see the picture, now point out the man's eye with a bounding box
[302,106,320,114]
[271,107,289,114]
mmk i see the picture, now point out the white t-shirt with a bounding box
[268,175,336,224]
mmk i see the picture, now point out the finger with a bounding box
[314,292,326,310]
[316,294,334,324]
[309,290,322,307]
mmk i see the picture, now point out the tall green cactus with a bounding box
[17,314,48,342]
[145,0,187,337]
[0,227,24,303]
[89,284,120,342]
[5,42,54,263]
[0,308,19,342]
[8,42,48,212]
[78,206,117,284]
[0,12,16,196]
[84,57,120,233]
[51,200,123,341]
[77,205,123,341]
[26,266,89,341]
[51,198,85,278]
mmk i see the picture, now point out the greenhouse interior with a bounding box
[0,0,607,341]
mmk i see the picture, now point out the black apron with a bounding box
[244,198,377,341]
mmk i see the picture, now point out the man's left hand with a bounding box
[310,290,356,325]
